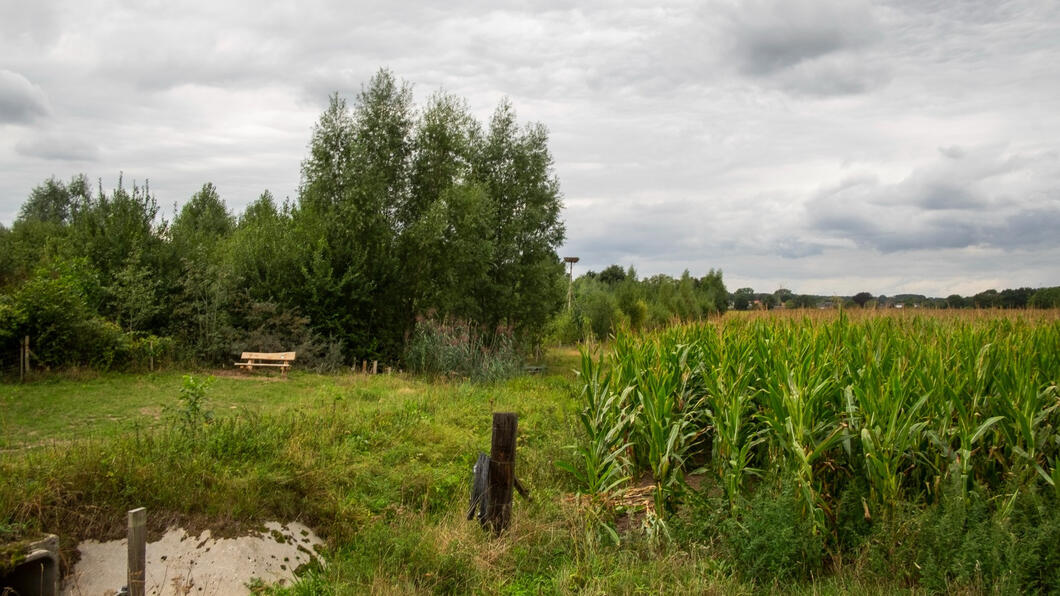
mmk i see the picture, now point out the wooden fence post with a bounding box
[20,336,30,381]
[486,413,517,534]
[127,507,146,596]
[372,360,378,375]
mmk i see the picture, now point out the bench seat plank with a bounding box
[234,351,297,377]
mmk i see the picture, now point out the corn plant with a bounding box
[701,341,763,511]
[628,342,705,514]
[563,310,1060,536]
[556,350,633,498]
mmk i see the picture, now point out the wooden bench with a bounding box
[235,352,296,377]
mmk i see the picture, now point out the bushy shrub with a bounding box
[577,286,620,340]
[12,261,98,366]
[0,297,27,369]
[720,483,824,583]
[0,260,176,372]
[166,374,215,437]
[860,486,1060,593]
[544,309,580,345]
[405,318,523,382]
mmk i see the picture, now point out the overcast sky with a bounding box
[2,0,1058,296]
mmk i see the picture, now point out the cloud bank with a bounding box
[1,0,1058,295]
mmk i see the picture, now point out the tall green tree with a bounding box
[296,70,415,357]
[473,100,566,338]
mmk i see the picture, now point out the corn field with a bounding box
[565,310,1060,531]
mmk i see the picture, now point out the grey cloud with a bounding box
[15,134,100,161]
[991,207,1060,249]
[807,148,1060,252]
[938,145,966,159]
[723,0,879,75]
[773,236,828,259]
[916,183,985,211]
[0,70,49,123]
[771,54,891,97]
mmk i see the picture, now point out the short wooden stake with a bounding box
[372,360,378,375]
[362,360,367,373]
[486,413,518,534]
[127,507,147,596]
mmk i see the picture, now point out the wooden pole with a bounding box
[23,336,30,380]
[127,507,147,596]
[486,413,517,534]
[372,360,378,375]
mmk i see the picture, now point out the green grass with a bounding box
[0,370,325,446]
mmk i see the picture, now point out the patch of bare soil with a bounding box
[61,521,323,595]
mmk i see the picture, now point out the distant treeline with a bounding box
[0,70,566,372]
[554,263,1060,343]
[728,286,1060,310]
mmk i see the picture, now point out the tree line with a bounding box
[551,264,728,342]
[0,70,566,372]
[728,287,1060,310]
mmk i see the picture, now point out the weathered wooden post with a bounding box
[127,507,146,596]
[485,413,517,534]
[20,336,30,381]
[372,360,378,375]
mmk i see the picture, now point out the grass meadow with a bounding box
[3,310,1060,594]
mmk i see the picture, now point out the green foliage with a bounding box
[167,374,215,436]
[560,267,729,341]
[562,311,1060,543]
[721,483,825,583]
[544,309,581,345]
[404,318,523,382]
[17,175,87,225]
[170,182,234,257]
[1030,286,1060,308]
[1,70,565,373]
[6,259,100,367]
[555,351,632,497]
[172,253,238,363]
